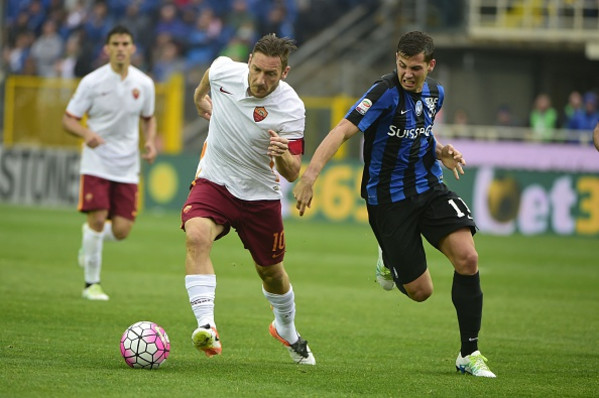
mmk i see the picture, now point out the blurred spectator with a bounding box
[55,32,81,78]
[83,1,113,59]
[63,0,89,35]
[6,11,34,48]
[259,0,294,38]
[155,3,189,45]
[529,93,557,141]
[227,0,257,33]
[568,91,599,131]
[3,31,35,74]
[495,104,520,127]
[220,34,251,62]
[560,90,583,128]
[30,19,64,77]
[25,0,47,36]
[73,28,97,76]
[452,108,469,126]
[185,8,223,69]
[117,3,153,62]
[152,40,185,82]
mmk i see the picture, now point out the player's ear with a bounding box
[428,59,436,73]
[281,65,290,80]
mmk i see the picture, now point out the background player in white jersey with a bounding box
[62,26,157,301]
[181,34,315,365]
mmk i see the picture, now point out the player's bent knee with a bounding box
[406,286,433,302]
[454,250,479,275]
[185,226,214,252]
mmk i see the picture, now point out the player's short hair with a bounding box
[252,34,297,70]
[105,25,134,44]
[396,31,435,62]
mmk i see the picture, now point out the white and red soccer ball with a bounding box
[120,321,170,369]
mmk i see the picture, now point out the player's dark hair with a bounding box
[105,25,134,44]
[396,31,435,62]
[252,34,297,69]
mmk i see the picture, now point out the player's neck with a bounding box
[110,62,129,80]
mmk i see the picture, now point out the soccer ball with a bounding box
[120,321,170,369]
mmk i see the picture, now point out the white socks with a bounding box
[102,221,118,242]
[186,274,216,328]
[81,223,103,284]
[262,285,298,344]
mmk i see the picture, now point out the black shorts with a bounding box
[367,185,477,285]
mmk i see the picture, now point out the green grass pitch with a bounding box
[1,204,597,397]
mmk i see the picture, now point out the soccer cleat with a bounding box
[82,283,109,301]
[192,324,222,357]
[375,246,395,291]
[269,322,315,365]
[456,350,496,378]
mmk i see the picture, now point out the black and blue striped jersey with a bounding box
[346,72,445,205]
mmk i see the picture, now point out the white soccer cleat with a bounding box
[375,246,395,291]
[269,322,315,365]
[82,283,109,301]
[192,324,222,357]
[456,350,496,378]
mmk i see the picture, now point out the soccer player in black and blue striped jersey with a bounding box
[293,31,495,377]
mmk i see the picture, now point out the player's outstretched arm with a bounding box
[436,141,466,180]
[293,119,360,216]
[194,68,212,120]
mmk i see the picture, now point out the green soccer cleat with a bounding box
[82,283,109,301]
[375,246,395,291]
[192,324,222,357]
[456,350,496,378]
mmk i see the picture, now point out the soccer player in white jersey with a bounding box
[181,34,315,365]
[62,26,157,301]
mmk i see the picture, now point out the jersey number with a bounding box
[272,231,285,251]
[448,198,473,219]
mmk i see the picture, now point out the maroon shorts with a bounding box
[78,174,138,221]
[181,178,285,266]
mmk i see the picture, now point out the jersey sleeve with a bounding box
[208,56,235,84]
[65,76,93,118]
[141,77,155,118]
[345,80,393,133]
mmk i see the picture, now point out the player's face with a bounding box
[104,33,135,68]
[247,52,289,98]
[395,51,435,93]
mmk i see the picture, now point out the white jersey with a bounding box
[197,56,305,201]
[66,64,155,183]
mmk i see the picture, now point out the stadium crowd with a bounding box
[3,0,598,139]
[2,0,365,82]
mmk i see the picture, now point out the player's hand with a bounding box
[84,131,105,148]
[293,177,314,216]
[195,94,212,120]
[440,144,466,180]
[267,130,289,157]
[142,142,157,164]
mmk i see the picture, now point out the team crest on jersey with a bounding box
[356,98,372,115]
[415,100,423,116]
[425,97,438,118]
[132,88,140,99]
[253,106,268,122]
